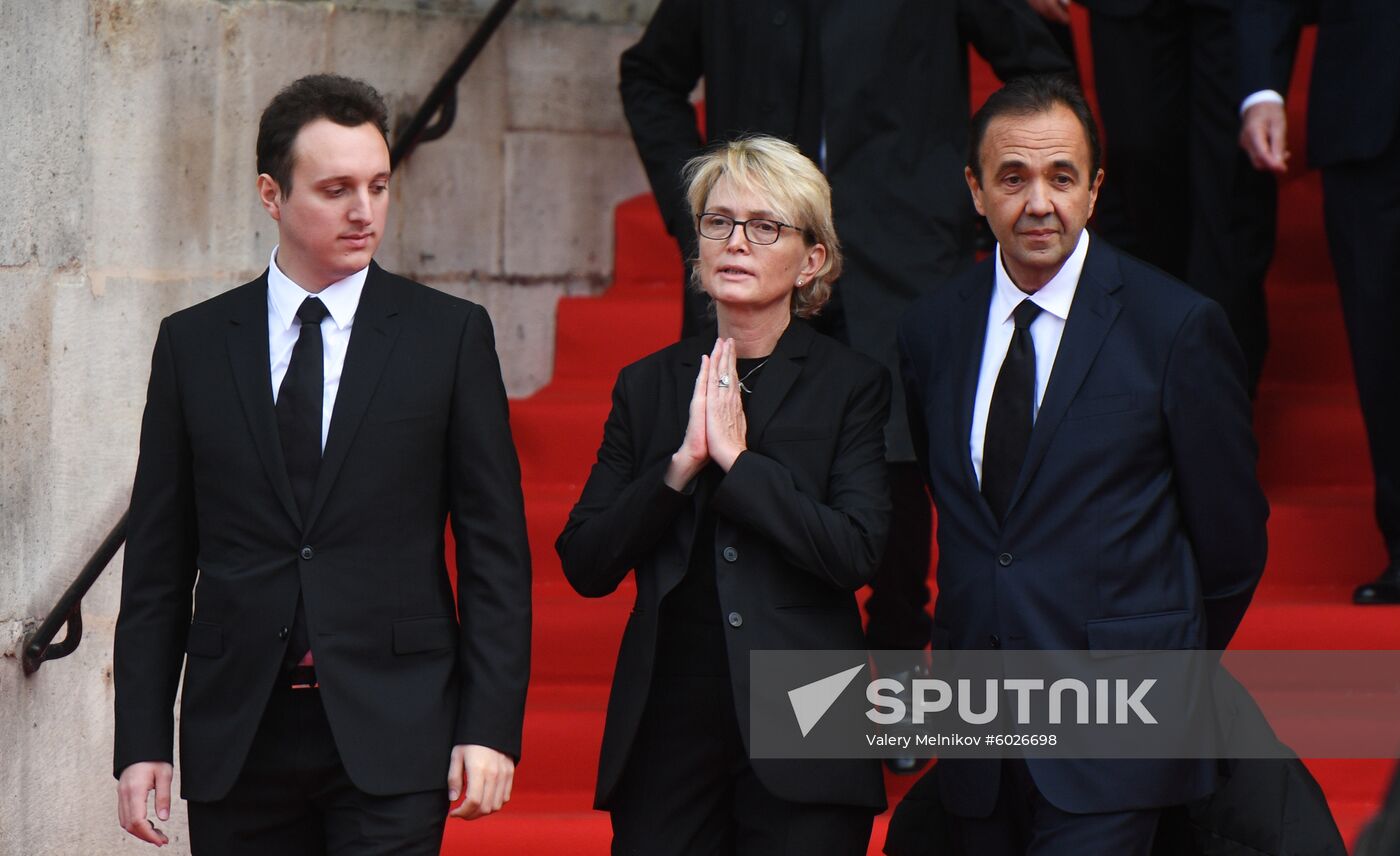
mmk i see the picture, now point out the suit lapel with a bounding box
[303,263,405,533]
[1007,239,1123,515]
[227,274,303,528]
[953,268,998,528]
[744,318,813,445]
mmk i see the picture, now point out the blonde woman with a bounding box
[557,136,890,854]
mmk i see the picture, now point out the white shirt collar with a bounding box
[991,230,1090,323]
[267,245,368,333]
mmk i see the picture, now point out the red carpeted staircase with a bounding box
[444,17,1399,854]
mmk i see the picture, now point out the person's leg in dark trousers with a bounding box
[608,671,741,855]
[952,760,1160,856]
[862,462,933,651]
[187,685,446,856]
[731,764,874,856]
[1088,0,1274,392]
[1182,4,1276,392]
[1087,1,1191,279]
[1322,141,1400,594]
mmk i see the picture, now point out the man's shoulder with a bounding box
[370,265,485,321]
[162,275,266,332]
[1091,238,1217,321]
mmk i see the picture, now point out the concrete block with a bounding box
[503,130,648,277]
[0,274,55,626]
[505,19,641,134]
[86,0,225,273]
[0,0,89,268]
[520,0,660,26]
[385,133,506,278]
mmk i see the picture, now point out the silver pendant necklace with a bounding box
[738,359,769,394]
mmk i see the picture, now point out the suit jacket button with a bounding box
[988,634,1001,648]
[300,546,314,561]
[723,546,739,563]
[278,626,289,641]
[997,553,1013,567]
[728,611,743,628]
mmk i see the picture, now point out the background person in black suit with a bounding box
[556,136,889,854]
[1236,0,1400,604]
[621,0,1071,665]
[113,75,531,854]
[897,75,1268,854]
[1027,0,1278,394]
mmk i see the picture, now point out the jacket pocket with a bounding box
[186,621,224,658]
[1065,394,1137,421]
[1085,608,1198,656]
[392,616,457,655]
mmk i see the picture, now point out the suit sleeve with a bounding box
[619,0,705,250]
[1236,0,1306,102]
[555,367,692,598]
[957,0,1074,82]
[1162,301,1269,650]
[710,363,893,591]
[447,305,532,759]
[113,318,199,778]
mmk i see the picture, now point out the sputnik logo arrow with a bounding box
[788,664,865,737]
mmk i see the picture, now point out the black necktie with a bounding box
[982,299,1043,524]
[276,296,329,664]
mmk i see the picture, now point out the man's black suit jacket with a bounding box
[619,0,1070,460]
[1237,0,1400,168]
[897,237,1269,816]
[556,319,890,811]
[114,263,532,801]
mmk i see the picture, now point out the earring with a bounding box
[796,278,805,287]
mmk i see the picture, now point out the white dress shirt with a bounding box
[969,231,1090,487]
[267,247,368,452]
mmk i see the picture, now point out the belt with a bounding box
[288,664,319,690]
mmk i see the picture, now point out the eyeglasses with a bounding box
[697,212,801,246]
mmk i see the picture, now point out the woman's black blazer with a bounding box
[557,319,891,810]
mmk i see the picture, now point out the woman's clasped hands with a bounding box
[664,337,751,491]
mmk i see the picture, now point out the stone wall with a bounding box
[0,0,659,851]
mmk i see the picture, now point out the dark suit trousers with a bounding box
[1088,0,1278,392]
[608,667,873,855]
[950,759,1160,856]
[187,684,446,856]
[1322,133,1400,568]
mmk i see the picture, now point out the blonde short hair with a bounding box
[683,136,841,319]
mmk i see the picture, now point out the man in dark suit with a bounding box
[1027,0,1278,394]
[621,0,1072,665]
[113,75,531,854]
[898,75,1268,854]
[1236,0,1400,604]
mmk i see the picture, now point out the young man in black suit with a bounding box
[898,75,1268,854]
[113,75,531,854]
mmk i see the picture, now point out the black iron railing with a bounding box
[21,1,516,675]
[22,511,128,675]
[390,0,519,168]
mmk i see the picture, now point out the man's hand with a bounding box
[1027,0,1072,25]
[1240,100,1290,173]
[117,761,173,846]
[447,744,515,820]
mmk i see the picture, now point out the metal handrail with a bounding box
[21,1,518,676]
[22,511,128,675]
[390,0,519,168]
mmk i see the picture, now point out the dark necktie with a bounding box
[276,296,329,664]
[982,299,1043,524]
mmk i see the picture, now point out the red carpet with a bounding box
[445,15,1399,854]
